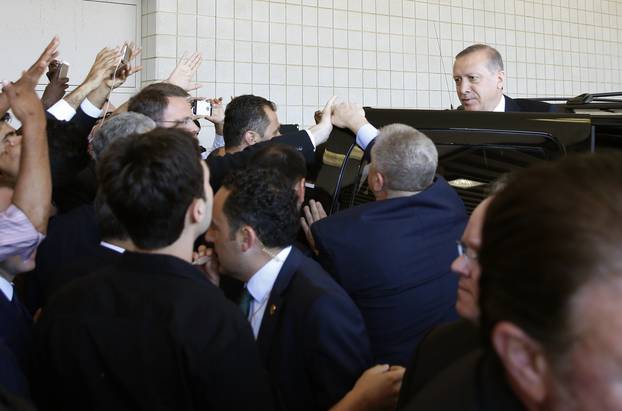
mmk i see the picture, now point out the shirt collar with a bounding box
[246,246,292,303]
[493,95,506,112]
[100,241,126,254]
[0,275,13,301]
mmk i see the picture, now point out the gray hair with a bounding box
[91,112,156,161]
[371,124,438,192]
[455,44,504,72]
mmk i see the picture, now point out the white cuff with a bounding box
[47,99,76,121]
[212,134,225,150]
[80,98,103,119]
[303,129,316,150]
[356,123,378,150]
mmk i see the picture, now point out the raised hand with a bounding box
[106,42,143,89]
[308,96,337,146]
[193,244,221,286]
[300,199,328,255]
[166,52,202,91]
[0,36,60,117]
[2,80,45,124]
[331,101,368,133]
[41,60,69,109]
[83,47,123,87]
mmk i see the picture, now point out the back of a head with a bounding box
[222,168,299,249]
[479,152,622,355]
[223,94,276,149]
[94,191,128,242]
[127,83,190,123]
[97,127,204,250]
[455,44,504,72]
[249,144,307,187]
[91,112,156,161]
[371,124,438,192]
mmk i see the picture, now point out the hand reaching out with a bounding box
[41,60,69,109]
[167,52,203,91]
[300,199,328,255]
[193,244,221,287]
[106,42,142,89]
[0,36,60,117]
[308,96,337,146]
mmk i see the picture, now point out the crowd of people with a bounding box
[1,36,620,411]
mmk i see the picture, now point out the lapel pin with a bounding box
[269,304,277,315]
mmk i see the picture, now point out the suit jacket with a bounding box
[32,252,274,411]
[20,204,100,313]
[402,349,525,411]
[207,130,315,191]
[44,244,122,303]
[311,176,467,365]
[257,247,372,411]
[0,292,32,381]
[397,319,480,409]
[504,95,556,113]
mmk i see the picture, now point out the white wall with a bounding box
[2,0,142,107]
[3,0,622,143]
[141,0,622,141]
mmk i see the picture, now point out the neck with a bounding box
[377,189,421,200]
[242,246,285,283]
[225,144,245,154]
[134,229,195,263]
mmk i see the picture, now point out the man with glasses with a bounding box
[128,84,335,192]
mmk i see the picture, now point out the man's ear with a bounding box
[497,70,506,91]
[189,197,207,226]
[492,321,549,408]
[243,130,260,146]
[239,225,259,253]
[368,168,385,194]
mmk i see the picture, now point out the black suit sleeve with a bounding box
[207,130,315,191]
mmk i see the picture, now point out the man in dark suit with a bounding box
[405,152,622,411]
[304,124,466,366]
[453,44,555,112]
[32,128,274,411]
[397,196,493,409]
[204,167,372,411]
[128,83,336,192]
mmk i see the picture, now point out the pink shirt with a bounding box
[0,204,44,260]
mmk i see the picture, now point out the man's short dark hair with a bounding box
[456,44,504,72]
[223,95,276,149]
[249,144,306,187]
[94,191,128,242]
[479,152,622,360]
[127,83,190,123]
[97,128,204,249]
[222,168,299,248]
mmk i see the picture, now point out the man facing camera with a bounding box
[453,44,555,112]
[32,128,274,411]
[304,124,467,366]
[205,168,372,411]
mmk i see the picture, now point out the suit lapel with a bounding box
[504,95,520,112]
[255,247,302,361]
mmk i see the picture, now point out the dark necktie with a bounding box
[239,287,252,318]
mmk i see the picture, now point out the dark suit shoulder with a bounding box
[504,95,556,113]
[398,320,480,408]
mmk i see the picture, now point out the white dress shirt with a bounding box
[493,95,506,112]
[0,275,13,301]
[245,246,292,338]
[47,98,103,121]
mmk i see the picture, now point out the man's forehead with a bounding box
[454,50,495,72]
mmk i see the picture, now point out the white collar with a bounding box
[0,276,13,301]
[493,95,506,112]
[246,246,292,304]
[100,241,126,254]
